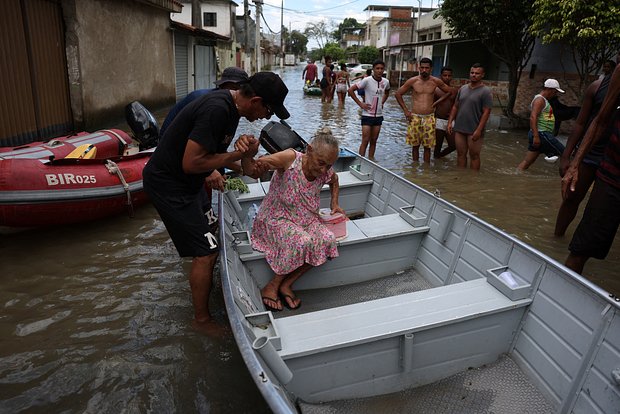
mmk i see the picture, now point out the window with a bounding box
[420,34,427,41]
[435,31,441,39]
[203,12,216,27]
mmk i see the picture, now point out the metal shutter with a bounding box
[174,33,189,101]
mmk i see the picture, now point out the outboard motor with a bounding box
[259,121,308,154]
[125,101,159,150]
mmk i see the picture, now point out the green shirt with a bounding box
[531,94,555,133]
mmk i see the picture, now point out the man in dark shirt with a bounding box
[562,64,620,274]
[160,67,249,137]
[143,72,290,332]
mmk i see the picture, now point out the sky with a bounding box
[236,0,438,50]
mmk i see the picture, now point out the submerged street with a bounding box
[1,64,618,413]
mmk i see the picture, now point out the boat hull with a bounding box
[303,86,322,96]
[220,148,620,414]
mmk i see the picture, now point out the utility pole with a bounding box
[280,0,284,68]
[253,0,262,72]
[244,0,250,70]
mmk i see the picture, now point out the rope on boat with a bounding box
[105,159,134,217]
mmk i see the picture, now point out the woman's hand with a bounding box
[330,204,345,215]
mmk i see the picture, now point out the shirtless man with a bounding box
[395,57,453,163]
[433,67,458,158]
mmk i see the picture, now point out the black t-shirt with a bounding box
[144,89,239,195]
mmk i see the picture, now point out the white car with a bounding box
[347,63,373,79]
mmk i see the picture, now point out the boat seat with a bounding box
[64,143,97,159]
[236,213,429,290]
[238,213,429,263]
[275,278,532,360]
[236,170,373,211]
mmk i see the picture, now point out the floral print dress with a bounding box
[251,151,339,275]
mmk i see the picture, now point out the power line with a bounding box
[261,12,280,34]
[262,0,363,15]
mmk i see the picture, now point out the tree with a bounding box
[308,49,323,63]
[333,18,365,42]
[282,27,308,56]
[304,21,332,51]
[358,46,379,64]
[530,0,620,93]
[436,0,536,117]
[291,31,309,56]
[324,42,345,62]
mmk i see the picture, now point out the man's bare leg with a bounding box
[359,125,371,157]
[468,134,484,170]
[455,132,468,168]
[565,253,589,274]
[189,254,229,334]
[368,125,381,160]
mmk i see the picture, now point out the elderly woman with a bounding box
[241,127,344,311]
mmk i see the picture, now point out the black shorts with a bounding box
[146,186,219,258]
[320,78,329,89]
[361,116,384,126]
[569,178,620,259]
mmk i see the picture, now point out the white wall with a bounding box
[171,1,233,38]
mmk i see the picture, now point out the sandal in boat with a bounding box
[280,294,302,310]
[262,296,282,312]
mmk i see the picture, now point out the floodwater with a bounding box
[1,65,618,413]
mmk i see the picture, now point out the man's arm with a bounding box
[182,140,245,174]
[446,91,460,135]
[434,77,452,94]
[559,81,598,176]
[563,65,620,196]
[472,107,492,141]
[241,148,296,179]
[382,88,390,105]
[529,96,545,149]
[302,66,307,79]
[432,89,452,107]
[348,82,370,110]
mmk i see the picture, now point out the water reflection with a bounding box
[0,65,618,413]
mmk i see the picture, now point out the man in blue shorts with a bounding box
[517,79,566,170]
[348,60,390,160]
[562,64,620,274]
[143,72,290,332]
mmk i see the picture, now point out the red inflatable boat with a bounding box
[0,101,159,231]
[0,150,153,229]
[0,129,132,160]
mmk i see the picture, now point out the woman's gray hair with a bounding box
[311,127,339,151]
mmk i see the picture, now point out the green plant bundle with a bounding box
[224,177,250,193]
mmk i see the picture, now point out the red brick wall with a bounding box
[451,78,509,110]
[390,9,411,19]
[513,71,598,133]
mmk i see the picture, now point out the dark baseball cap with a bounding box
[214,67,249,86]
[248,72,290,119]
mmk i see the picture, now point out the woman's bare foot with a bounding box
[261,279,283,311]
[279,285,301,310]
